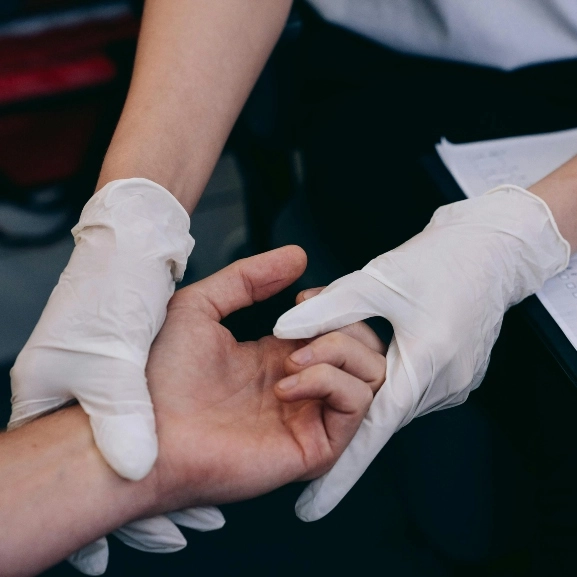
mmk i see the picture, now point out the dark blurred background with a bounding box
[2,2,577,577]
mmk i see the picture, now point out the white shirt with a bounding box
[307,0,577,70]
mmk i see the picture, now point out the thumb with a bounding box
[89,411,157,482]
[76,356,158,481]
[180,245,307,322]
[274,270,389,339]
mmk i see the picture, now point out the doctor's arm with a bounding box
[529,153,577,251]
[97,0,293,212]
[11,0,294,481]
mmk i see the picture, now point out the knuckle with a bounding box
[307,363,333,383]
[313,332,346,363]
[323,331,345,348]
[315,332,342,353]
[370,358,387,391]
[361,383,374,408]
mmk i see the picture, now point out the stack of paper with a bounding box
[436,127,577,350]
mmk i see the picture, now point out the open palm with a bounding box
[145,246,385,515]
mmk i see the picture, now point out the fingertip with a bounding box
[283,355,300,377]
[289,346,313,366]
[283,244,307,268]
[295,287,324,305]
[295,487,322,523]
[295,506,315,523]
[114,516,187,553]
[168,506,226,532]
[68,537,109,575]
[262,245,308,286]
[276,374,299,395]
[295,482,338,523]
[90,414,158,481]
[273,313,319,340]
[272,320,295,340]
[274,283,361,339]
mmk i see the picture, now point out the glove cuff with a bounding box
[485,184,570,271]
[72,178,194,282]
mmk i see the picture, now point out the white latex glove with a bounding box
[8,178,225,573]
[274,185,570,522]
[10,178,193,479]
[68,507,226,576]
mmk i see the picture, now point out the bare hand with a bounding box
[144,246,387,514]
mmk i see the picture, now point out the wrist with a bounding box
[54,406,160,526]
[528,155,577,252]
[0,406,158,574]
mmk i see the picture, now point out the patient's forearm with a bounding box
[0,407,155,576]
[97,0,293,213]
[529,154,577,252]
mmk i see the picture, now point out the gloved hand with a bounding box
[10,178,193,479]
[68,507,225,576]
[274,185,570,522]
[8,178,225,573]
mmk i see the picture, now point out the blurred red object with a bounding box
[0,55,115,105]
[0,3,139,189]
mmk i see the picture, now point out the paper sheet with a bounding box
[436,127,577,350]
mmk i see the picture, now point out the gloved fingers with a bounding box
[74,380,156,483]
[274,271,393,340]
[166,506,226,531]
[67,537,109,576]
[295,287,387,355]
[81,509,223,571]
[284,331,387,394]
[178,245,307,322]
[66,355,158,481]
[112,516,186,553]
[295,340,415,521]
[294,413,397,522]
[12,349,159,481]
[276,363,375,464]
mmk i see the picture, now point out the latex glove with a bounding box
[68,508,225,576]
[8,178,226,573]
[10,178,193,479]
[274,185,570,522]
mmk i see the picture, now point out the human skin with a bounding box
[97,0,293,213]
[0,246,387,576]
[529,157,577,251]
[95,0,577,249]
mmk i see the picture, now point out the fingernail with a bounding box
[302,289,321,300]
[278,375,299,391]
[290,347,313,365]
